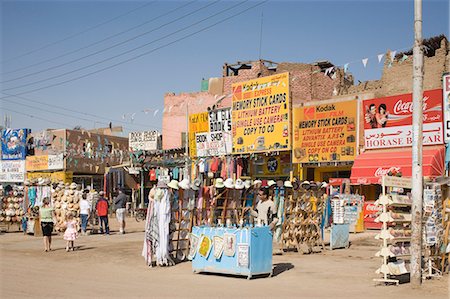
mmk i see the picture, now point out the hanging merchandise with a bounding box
[213,235,224,259]
[198,234,212,258]
[188,234,200,260]
[0,184,25,229]
[224,233,236,257]
[237,244,249,268]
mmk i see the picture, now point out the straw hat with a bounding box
[261,180,268,188]
[284,181,293,188]
[253,179,262,187]
[244,179,252,189]
[321,182,329,189]
[301,181,311,190]
[215,178,225,189]
[235,179,245,190]
[191,178,202,191]
[268,180,276,187]
[224,178,234,189]
[70,182,78,190]
[167,180,179,190]
[178,179,190,190]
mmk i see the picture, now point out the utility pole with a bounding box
[185,103,190,183]
[411,0,424,286]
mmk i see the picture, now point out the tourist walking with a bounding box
[96,191,110,235]
[39,198,56,252]
[63,213,79,251]
[114,189,128,234]
[79,193,91,235]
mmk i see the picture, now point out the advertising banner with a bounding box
[0,160,26,182]
[232,73,290,154]
[27,171,73,183]
[1,128,28,160]
[188,112,209,157]
[48,154,64,170]
[26,155,49,171]
[293,100,357,163]
[195,108,232,157]
[128,131,159,151]
[363,89,443,149]
[443,74,450,142]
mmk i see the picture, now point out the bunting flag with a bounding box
[378,53,384,63]
[344,63,349,73]
[153,109,159,117]
[388,61,393,68]
[362,58,368,68]
[198,98,204,105]
[400,54,409,62]
[390,51,397,61]
[169,105,174,113]
[324,67,333,76]
[163,107,167,113]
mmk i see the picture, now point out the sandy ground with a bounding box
[0,218,448,299]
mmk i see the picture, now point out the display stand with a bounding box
[191,226,273,279]
[374,176,412,285]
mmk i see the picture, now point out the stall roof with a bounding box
[350,146,445,185]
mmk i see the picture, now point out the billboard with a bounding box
[128,131,159,151]
[363,89,443,149]
[293,100,357,163]
[0,160,26,182]
[188,112,209,157]
[195,108,232,157]
[232,73,290,154]
[1,128,28,160]
[443,74,450,142]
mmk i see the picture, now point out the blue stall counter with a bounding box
[191,226,273,279]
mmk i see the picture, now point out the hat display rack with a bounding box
[281,182,326,254]
[51,181,81,233]
[0,184,25,231]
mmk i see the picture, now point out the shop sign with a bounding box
[363,202,382,230]
[382,175,412,189]
[195,132,232,157]
[293,100,357,163]
[48,154,64,170]
[443,74,450,142]
[188,112,209,157]
[0,160,26,182]
[26,155,49,171]
[1,128,29,160]
[27,171,73,183]
[232,73,290,154]
[129,131,159,151]
[363,89,443,149]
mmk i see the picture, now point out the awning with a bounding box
[350,146,445,185]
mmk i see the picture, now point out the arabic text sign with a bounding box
[293,100,357,163]
[188,112,209,157]
[26,155,49,171]
[1,128,28,160]
[443,74,450,142]
[48,154,64,170]
[196,132,232,157]
[363,89,443,149]
[232,73,290,154]
[129,131,158,151]
[0,160,26,182]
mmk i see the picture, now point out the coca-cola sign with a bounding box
[363,89,443,149]
[374,166,400,177]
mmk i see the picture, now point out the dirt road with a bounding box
[1,219,448,298]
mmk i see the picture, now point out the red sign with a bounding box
[363,202,382,230]
[363,89,443,149]
[363,89,443,129]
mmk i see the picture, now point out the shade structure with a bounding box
[350,146,445,185]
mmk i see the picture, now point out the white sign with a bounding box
[129,131,159,151]
[443,74,450,142]
[127,167,141,175]
[48,154,64,170]
[195,132,232,157]
[364,122,443,149]
[382,176,412,189]
[0,160,26,182]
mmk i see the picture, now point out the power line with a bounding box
[1,1,197,76]
[3,0,254,93]
[1,0,213,84]
[0,1,156,65]
[2,107,77,128]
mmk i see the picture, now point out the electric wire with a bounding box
[1,0,215,83]
[2,0,262,95]
[1,1,196,76]
[0,1,155,64]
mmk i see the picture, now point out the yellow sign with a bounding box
[26,155,49,171]
[232,73,290,154]
[293,100,357,163]
[188,112,209,157]
[27,171,73,183]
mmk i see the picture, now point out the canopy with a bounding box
[350,146,445,185]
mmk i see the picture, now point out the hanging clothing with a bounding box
[172,167,179,180]
[156,189,172,266]
[210,157,219,173]
[220,158,227,179]
[142,191,159,267]
[149,169,157,181]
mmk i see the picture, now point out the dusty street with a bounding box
[1,218,448,299]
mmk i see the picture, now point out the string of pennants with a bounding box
[119,45,432,122]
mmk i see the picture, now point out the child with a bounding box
[63,213,79,251]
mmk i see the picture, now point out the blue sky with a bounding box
[1,0,448,138]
